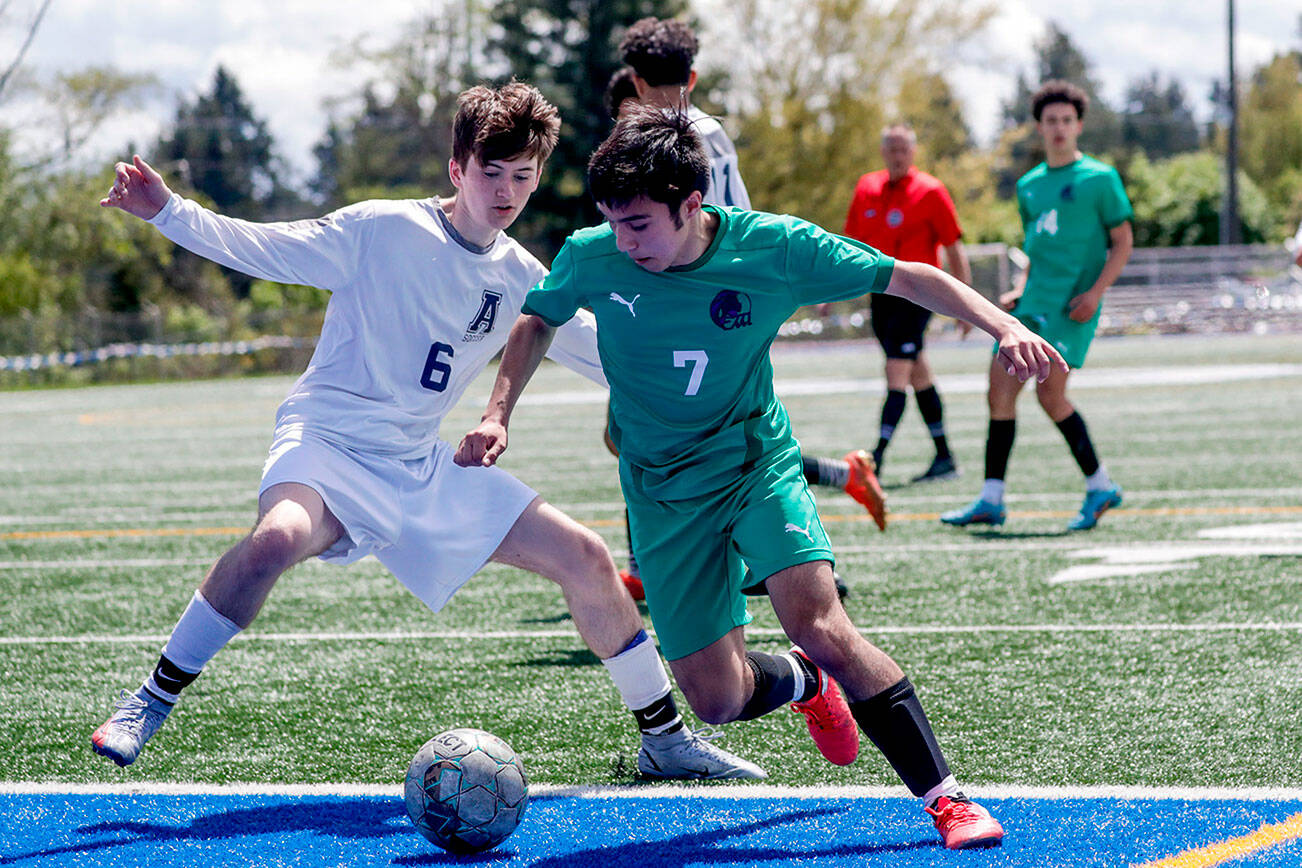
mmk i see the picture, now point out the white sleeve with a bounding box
[148,194,369,291]
[544,308,608,389]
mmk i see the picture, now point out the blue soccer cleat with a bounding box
[940,497,1006,527]
[1067,485,1123,531]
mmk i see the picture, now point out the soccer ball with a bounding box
[404,727,529,854]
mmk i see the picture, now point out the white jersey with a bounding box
[688,106,751,210]
[149,194,604,459]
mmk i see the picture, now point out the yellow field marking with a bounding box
[5,505,1300,539]
[1134,811,1302,867]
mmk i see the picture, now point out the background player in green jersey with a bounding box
[943,80,1133,532]
[457,105,1068,850]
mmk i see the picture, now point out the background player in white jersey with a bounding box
[610,19,885,603]
[90,82,762,782]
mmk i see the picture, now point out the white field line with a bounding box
[6,622,1302,647]
[2,781,1301,801]
[0,558,212,570]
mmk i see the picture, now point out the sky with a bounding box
[3,0,1299,187]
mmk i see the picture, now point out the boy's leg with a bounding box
[92,482,343,767]
[909,353,958,482]
[767,562,1004,849]
[491,497,764,779]
[1035,371,1122,530]
[941,358,1024,526]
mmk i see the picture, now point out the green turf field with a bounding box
[2,332,1300,791]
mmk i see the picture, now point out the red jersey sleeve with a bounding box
[927,183,963,247]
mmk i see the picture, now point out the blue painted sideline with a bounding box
[3,793,1302,867]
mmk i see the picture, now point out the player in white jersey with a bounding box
[89,82,762,782]
[611,19,884,602]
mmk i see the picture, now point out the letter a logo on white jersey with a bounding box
[609,292,641,317]
[463,290,503,342]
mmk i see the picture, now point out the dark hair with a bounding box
[452,81,560,168]
[1031,80,1088,122]
[604,67,640,120]
[588,103,710,222]
[619,17,698,87]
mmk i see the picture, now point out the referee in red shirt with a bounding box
[843,124,972,483]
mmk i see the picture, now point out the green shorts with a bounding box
[1008,305,1099,369]
[621,446,834,661]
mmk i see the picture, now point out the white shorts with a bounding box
[259,428,538,613]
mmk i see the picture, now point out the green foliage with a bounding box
[488,0,689,257]
[998,22,1122,195]
[310,3,490,209]
[1119,71,1201,160]
[154,66,290,220]
[723,0,991,230]
[1126,151,1273,246]
[1239,51,1302,222]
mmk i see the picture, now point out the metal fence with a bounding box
[4,244,1301,370]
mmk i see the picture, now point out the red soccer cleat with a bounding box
[843,450,887,531]
[926,795,1005,850]
[619,569,645,601]
[789,648,859,766]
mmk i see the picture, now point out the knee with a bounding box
[245,518,313,577]
[571,527,616,579]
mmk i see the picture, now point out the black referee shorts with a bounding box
[870,293,932,360]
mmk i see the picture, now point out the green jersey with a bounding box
[1016,155,1132,318]
[524,205,894,500]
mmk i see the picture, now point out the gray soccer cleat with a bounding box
[91,688,173,767]
[637,726,767,780]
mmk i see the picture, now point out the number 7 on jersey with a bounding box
[673,350,708,396]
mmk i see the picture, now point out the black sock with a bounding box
[144,654,200,704]
[1055,410,1100,477]
[623,508,639,576]
[737,651,816,720]
[632,692,684,736]
[874,390,908,464]
[849,677,951,797]
[914,386,950,460]
[984,419,1016,481]
[802,455,849,489]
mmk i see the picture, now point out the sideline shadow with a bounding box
[1,798,407,866]
[517,804,943,868]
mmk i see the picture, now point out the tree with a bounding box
[488,0,689,257]
[998,21,1121,194]
[1238,51,1302,218]
[154,66,289,220]
[310,1,491,207]
[36,66,158,169]
[1119,71,1200,160]
[1126,151,1272,247]
[0,0,53,103]
[713,0,991,231]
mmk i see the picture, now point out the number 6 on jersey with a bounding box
[673,350,708,396]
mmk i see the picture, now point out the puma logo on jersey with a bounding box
[784,520,814,542]
[609,292,641,317]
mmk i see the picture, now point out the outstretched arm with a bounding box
[100,154,171,220]
[885,260,1068,382]
[454,314,557,467]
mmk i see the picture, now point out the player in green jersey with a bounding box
[457,105,1067,850]
[942,80,1133,533]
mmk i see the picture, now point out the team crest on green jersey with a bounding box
[710,290,752,330]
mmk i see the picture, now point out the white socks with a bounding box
[1085,466,1113,492]
[980,479,1006,504]
[600,631,671,712]
[143,591,242,703]
[923,774,961,806]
